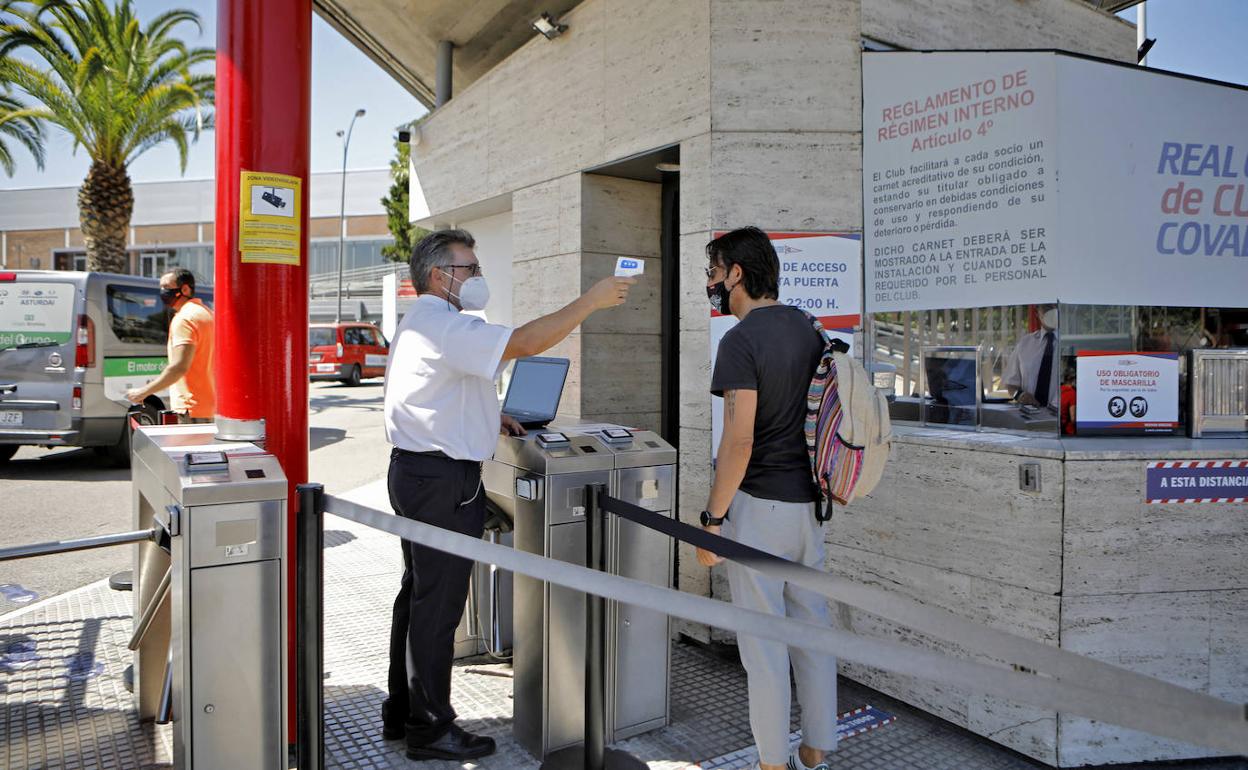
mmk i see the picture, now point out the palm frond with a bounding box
[1,0,214,170]
[0,90,47,174]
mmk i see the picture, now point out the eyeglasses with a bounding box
[704,264,724,280]
[445,263,483,277]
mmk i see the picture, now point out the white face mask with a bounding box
[445,272,490,311]
[1041,308,1058,330]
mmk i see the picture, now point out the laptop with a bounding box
[502,356,570,429]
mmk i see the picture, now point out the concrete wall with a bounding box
[409,0,710,219]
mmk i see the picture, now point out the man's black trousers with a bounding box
[384,449,485,744]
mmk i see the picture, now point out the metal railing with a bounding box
[308,263,403,298]
[294,483,1248,770]
[0,528,157,563]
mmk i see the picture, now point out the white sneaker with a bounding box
[787,753,830,770]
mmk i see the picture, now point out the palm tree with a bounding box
[0,0,213,273]
[0,88,45,175]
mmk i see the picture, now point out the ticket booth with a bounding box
[849,50,1248,767]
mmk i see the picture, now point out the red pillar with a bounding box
[214,0,311,740]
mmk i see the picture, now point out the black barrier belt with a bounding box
[319,492,1248,757]
[597,494,1247,727]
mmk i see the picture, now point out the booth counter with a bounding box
[832,426,1247,766]
[847,49,1248,766]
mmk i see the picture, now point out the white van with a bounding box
[0,270,211,465]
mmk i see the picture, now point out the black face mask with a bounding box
[707,280,733,314]
[160,288,182,307]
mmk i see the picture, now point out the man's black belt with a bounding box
[394,448,452,460]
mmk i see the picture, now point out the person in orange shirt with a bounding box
[126,268,215,422]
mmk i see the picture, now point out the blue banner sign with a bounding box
[1146,460,1248,504]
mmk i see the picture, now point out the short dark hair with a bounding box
[705,227,779,300]
[164,267,195,294]
[410,229,475,292]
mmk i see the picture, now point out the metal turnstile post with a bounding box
[130,424,288,769]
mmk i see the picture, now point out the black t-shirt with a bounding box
[710,304,824,502]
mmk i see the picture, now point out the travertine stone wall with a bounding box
[833,435,1248,766]
[579,175,663,432]
[411,0,710,218]
[509,173,662,433]
[830,438,1065,762]
[1057,459,1248,766]
[862,0,1135,63]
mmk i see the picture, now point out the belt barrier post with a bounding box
[296,483,324,770]
[542,485,646,770]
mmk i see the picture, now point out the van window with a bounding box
[309,327,335,348]
[0,281,76,350]
[344,327,366,346]
[107,285,169,345]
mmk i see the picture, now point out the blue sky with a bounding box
[1,0,1245,190]
[1120,1,1248,86]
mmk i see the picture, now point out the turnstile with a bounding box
[130,424,287,770]
[484,420,675,758]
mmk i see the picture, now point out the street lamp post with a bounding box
[335,108,366,323]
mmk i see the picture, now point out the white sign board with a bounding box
[863,51,1248,312]
[0,282,75,349]
[1055,56,1248,307]
[864,52,1058,312]
[1075,351,1179,435]
[709,233,861,462]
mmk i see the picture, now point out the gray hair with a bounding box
[409,229,476,292]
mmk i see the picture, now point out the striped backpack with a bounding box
[803,312,892,518]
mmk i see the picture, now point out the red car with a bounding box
[308,322,389,386]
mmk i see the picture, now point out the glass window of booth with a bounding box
[870,304,1059,434]
[871,304,1248,437]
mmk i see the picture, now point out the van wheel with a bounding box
[101,404,159,467]
[0,445,17,464]
[343,365,362,387]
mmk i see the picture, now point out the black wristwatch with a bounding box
[700,510,726,527]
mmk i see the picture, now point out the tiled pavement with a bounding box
[2,501,1246,770]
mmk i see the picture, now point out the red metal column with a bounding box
[214,0,311,740]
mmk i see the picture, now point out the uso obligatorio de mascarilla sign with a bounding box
[1075,351,1179,436]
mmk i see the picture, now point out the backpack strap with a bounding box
[801,309,849,354]
[803,310,840,524]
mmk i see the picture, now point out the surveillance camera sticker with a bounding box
[239,170,303,266]
[251,185,294,217]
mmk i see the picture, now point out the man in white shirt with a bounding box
[381,229,634,761]
[1003,303,1060,410]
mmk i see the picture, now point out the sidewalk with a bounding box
[2,481,1245,769]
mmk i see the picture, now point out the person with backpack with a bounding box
[696,227,838,770]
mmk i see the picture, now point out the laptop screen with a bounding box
[503,357,570,423]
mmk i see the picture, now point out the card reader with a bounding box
[184,450,229,474]
[536,431,570,448]
[600,427,633,443]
